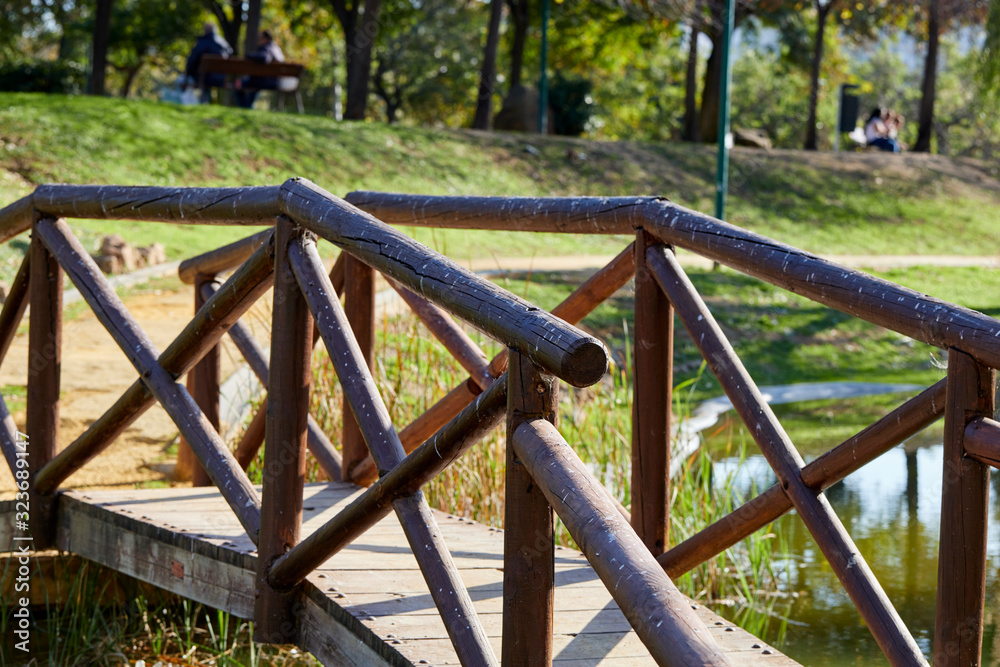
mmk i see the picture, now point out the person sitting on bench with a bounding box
[235,30,285,109]
[185,23,233,104]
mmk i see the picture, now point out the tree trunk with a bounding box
[119,64,143,98]
[89,0,113,96]
[473,0,504,130]
[699,31,721,144]
[244,0,262,57]
[343,0,382,120]
[682,16,701,142]
[914,0,940,153]
[508,0,530,89]
[804,1,833,150]
[203,0,243,55]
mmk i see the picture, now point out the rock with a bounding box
[733,128,772,150]
[494,85,540,133]
[136,243,167,267]
[98,234,137,273]
[94,254,122,274]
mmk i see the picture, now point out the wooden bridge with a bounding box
[1,180,998,665]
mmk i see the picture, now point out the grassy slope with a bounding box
[2,93,1000,270]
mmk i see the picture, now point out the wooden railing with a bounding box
[341,190,1000,667]
[3,181,997,664]
[0,180,739,666]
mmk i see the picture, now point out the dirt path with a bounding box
[0,285,248,497]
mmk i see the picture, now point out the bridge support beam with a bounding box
[27,219,62,549]
[934,349,994,666]
[503,350,556,665]
[255,217,313,643]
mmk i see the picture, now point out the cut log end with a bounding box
[559,337,609,388]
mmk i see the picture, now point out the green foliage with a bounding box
[372,0,483,125]
[103,0,206,97]
[548,73,594,135]
[0,59,88,94]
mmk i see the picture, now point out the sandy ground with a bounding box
[0,285,252,497]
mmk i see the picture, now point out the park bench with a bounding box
[199,54,305,113]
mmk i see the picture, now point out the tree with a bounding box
[105,0,203,97]
[89,0,113,95]
[506,0,530,88]
[371,0,482,124]
[913,0,940,151]
[328,0,383,119]
[803,0,838,149]
[201,0,243,55]
[681,8,702,141]
[912,0,989,152]
[472,0,504,129]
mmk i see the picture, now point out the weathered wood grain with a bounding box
[0,249,30,365]
[342,253,376,480]
[964,417,1000,468]
[659,379,947,578]
[512,419,732,667]
[646,244,927,667]
[282,179,608,388]
[31,184,280,225]
[0,251,30,477]
[0,193,34,245]
[27,223,62,548]
[256,218,314,643]
[503,352,557,666]
[34,218,262,541]
[183,274,221,487]
[933,350,993,667]
[631,231,672,556]
[343,191,643,233]
[33,233,275,494]
[178,228,272,283]
[349,190,1000,375]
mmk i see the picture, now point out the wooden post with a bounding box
[255,218,313,643]
[341,253,374,481]
[503,350,556,666]
[632,230,673,555]
[179,274,220,486]
[27,221,62,549]
[933,349,994,667]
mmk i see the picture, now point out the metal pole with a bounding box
[539,0,550,134]
[714,0,735,221]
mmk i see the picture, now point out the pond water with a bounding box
[713,441,1000,666]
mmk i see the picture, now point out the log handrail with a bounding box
[281,179,609,388]
[346,191,1000,372]
[512,416,731,666]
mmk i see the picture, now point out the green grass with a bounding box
[2,92,1000,281]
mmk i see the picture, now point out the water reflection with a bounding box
[713,443,1000,666]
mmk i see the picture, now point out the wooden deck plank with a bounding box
[0,484,799,666]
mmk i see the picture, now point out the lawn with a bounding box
[2,92,1000,287]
